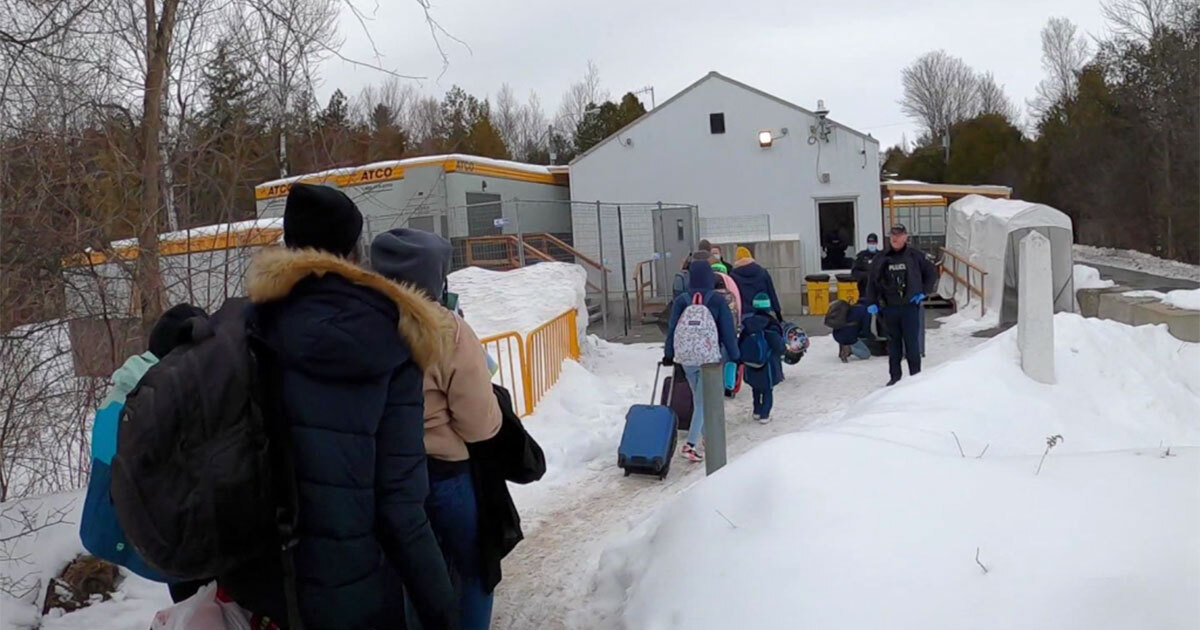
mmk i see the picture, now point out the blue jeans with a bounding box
[683,365,704,446]
[426,470,492,630]
[752,387,773,418]
[849,339,871,359]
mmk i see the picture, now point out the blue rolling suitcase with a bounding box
[618,365,678,480]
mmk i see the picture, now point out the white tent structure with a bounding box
[939,195,1075,324]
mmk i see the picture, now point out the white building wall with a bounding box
[569,74,882,277]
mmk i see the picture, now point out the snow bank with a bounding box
[589,315,1200,629]
[0,492,170,630]
[1075,244,1200,282]
[836,314,1200,456]
[1073,264,1115,290]
[1122,288,1200,312]
[508,338,660,520]
[449,262,588,340]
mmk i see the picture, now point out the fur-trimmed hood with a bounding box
[245,246,454,370]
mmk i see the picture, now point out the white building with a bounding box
[569,72,882,281]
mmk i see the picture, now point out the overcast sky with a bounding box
[321,0,1111,150]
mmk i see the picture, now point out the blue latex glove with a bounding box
[910,292,926,304]
[867,304,879,316]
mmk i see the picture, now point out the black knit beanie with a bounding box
[148,303,208,359]
[283,183,363,257]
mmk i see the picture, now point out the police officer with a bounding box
[850,233,881,296]
[863,224,938,386]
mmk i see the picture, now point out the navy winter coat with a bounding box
[729,259,783,321]
[665,260,741,363]
[862,245,939,308]
[832,304,873,346]
[222,248,458,630]
[739,311,785,390]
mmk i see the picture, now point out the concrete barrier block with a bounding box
[1098,292,1158,322]
[1133,302,1200,342]
[1076,287,1126,318]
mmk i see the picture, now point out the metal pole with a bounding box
[617,205,631,337]
[596,201,609,338]
[514,197,525,267]
[701,363,727,474]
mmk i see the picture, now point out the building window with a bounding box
[709,113,725,134]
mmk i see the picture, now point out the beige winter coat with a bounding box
[423,313,502,461]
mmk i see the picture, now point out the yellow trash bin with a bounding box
[835,273,859,305]
[805,274,831,315]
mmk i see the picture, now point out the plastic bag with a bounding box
[150,583,252,630]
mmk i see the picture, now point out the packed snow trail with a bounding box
[491,323,987,629]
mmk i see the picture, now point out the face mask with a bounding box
[867,244,878,253]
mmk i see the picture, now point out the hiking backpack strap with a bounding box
[247,321,305,630]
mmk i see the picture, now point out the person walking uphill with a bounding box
[662,258,740,463]
[862,224,938,387]
[730,246,783,322]
[220,183,458,630]
[371,228,503,630]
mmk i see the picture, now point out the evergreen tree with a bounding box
[435,86,488,152]
[319,89,350,129]
[368,103,407,161]
[463,114,510,159]
[573,92,646,154]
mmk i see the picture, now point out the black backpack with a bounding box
[823,299,852,330]
[111,299,301,623]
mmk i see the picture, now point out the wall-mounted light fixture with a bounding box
[758,127,789,148]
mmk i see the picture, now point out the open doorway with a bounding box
[818,200,856,270]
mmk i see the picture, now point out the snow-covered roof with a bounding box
[64,218,283,267]
[882,180,1012,198]
[950,195,1072,231]
[255,154,564,195]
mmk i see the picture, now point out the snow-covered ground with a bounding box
[1073,263,1115,290]
[1075,244,1200,282]
[1123,288,1200,311]
[583,314,1200,629]
[492,317,989,628]
[0,493,170,630]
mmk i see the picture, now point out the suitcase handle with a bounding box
[650,363,675,406]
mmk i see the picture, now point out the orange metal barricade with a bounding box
[524,308,580,413]
[479,308,579,417]
[478,330,531,416]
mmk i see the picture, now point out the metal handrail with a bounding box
[940,247,989,315]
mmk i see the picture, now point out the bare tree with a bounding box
[1101,0,1181,42]
[1028,17,1091,121]
[555,60,607,139]
[899,50,980,141]
[976,71,1019,122]
[407,94,441,150]
[494,83,521,154]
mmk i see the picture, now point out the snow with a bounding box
[449,262,589,340]
[86,218,283,255]
[0,492,170,630]
[586,314,1200,629]
[255,153,557,189]
[1074,244,1200,283]
[1164,288,1200,310]
[1073,264,1115,290]
[1123,288,1200,311]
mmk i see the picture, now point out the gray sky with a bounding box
[322,0,1110,150]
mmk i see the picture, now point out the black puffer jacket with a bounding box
[863,245,938,308]
[221,247,458,630]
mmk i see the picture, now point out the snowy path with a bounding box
[492,323,987,629]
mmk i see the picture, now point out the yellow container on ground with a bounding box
[805,274,831,315]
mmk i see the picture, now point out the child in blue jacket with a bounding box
[80,303,208,602]
[738,293,786,423]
